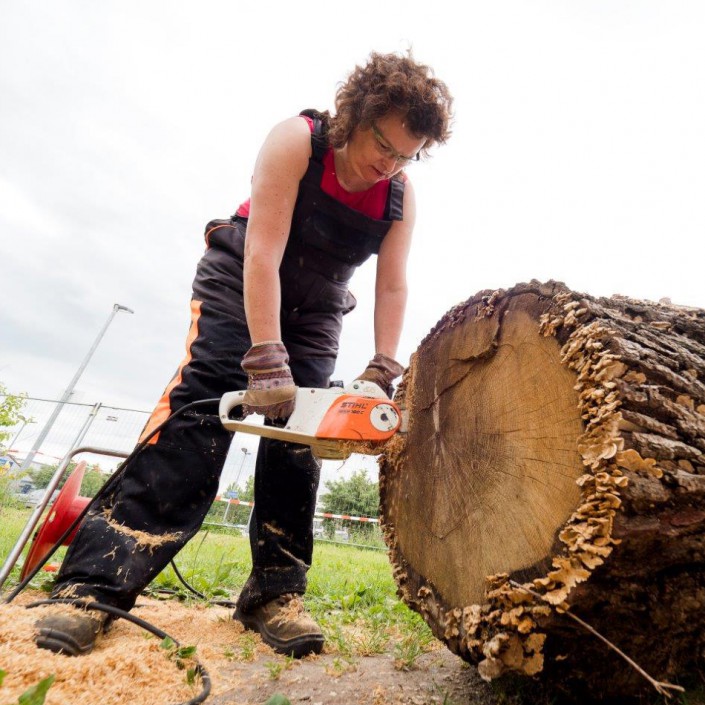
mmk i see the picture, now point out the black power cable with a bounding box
[168,559,238,609]
[26,599,211,705]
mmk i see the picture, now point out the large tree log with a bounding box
[380,281,705,699]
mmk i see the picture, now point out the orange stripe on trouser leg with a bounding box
[139,300,203,445]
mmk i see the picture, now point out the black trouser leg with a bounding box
[53,217,344,613]
[52,436,227,611]
[52,233,252,610]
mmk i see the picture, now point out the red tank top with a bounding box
[235,116,392,220]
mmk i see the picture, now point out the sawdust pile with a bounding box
[0,591,269,705]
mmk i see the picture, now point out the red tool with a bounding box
[21,461,91,580]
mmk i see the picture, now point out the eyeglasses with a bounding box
[371,122,420,165]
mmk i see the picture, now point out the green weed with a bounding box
[263,695,292,705]
[148,556,239,602]
[393,630,434,671]
[159,636,200,683]
[264,655,294,681]
[223,634,257,661]
[321,624,355,658]
[17,674,55,705]
[325,656,357,677]
[240,633,257,661]
[353,627,389,656]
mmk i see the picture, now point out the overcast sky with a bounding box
[2,2,705,483]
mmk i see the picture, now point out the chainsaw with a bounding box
[219,380,405,459]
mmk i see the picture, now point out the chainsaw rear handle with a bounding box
[219,390,248,422]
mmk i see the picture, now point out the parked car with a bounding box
[24,488,59,508]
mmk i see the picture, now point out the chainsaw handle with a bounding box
[219,390,248,421]
[219,389,351,460]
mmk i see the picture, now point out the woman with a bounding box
[36,51,453,659]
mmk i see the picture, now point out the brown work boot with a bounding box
[34,608,108,656]
[234,594,324,658]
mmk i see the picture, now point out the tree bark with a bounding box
[380,280,705,699]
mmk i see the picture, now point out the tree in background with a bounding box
[224,474,254,524]
[225,474,254,503]
[31,461,108,498]
[320,469,379,537]
[205,474,255,525]
[0,383,30,448]
[0,383,31,509]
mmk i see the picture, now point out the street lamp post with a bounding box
[234,447,251,488]
[223,447,251,525]
[19,304,134,473]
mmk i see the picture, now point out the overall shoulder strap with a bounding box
[385,176,406,221]
[299,109,329,162]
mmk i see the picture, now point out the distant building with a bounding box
[0,454,20,474]
[0,454,34,495]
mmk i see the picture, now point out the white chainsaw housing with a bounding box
[219,380,401,459]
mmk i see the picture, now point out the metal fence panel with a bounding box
[3,395,384,548]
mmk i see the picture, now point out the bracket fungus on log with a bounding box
[380,281,705,698]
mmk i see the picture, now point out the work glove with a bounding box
[241,341,297,420]
[355,353,405,398]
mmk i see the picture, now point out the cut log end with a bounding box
[380,280,705,698]
[386,294,584,607]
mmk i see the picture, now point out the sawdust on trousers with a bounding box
[102,507,182,553]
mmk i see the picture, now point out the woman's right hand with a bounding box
[241,341,297,420]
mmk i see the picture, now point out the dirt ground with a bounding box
[0,591,498,705]
[5,591,702,705]
[210,646,493,705]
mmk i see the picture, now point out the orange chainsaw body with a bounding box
[316,395,401,441]
[219,380,403,459]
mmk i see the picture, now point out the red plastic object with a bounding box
[21,461,91,580]
[316,395,401,441]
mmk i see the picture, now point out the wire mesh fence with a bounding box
[1,395,386,550]
[2,396,150,471]
[203,497,386,551]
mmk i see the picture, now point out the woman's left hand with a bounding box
[354,353,405,397]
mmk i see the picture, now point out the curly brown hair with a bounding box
[326,51,453,157]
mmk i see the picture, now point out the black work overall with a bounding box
[51,112,405,612]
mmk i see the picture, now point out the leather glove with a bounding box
[355,353,405,397]
[241,341,297,420]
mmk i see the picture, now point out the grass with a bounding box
[265,655,295,680]
[0,505,435,664]
[223,632,258,663]
[0,506,70,594]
